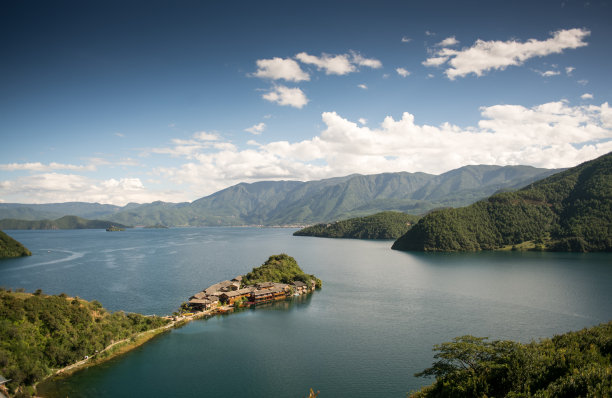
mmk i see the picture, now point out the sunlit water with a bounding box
[1,228,611,397]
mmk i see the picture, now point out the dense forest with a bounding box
[241,254,322,289]
[0,215,130,230]
[0,289,169,395]
[293,211,419,239]
[393,152,612,252]
[410,321,612,397]
[0,230,31,259]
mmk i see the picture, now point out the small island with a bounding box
[105,225,125,232]
[186,254,321,313]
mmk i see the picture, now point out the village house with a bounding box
[219,287,254,305]
[292,281,308,294]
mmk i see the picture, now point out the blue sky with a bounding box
[1,0,611,205]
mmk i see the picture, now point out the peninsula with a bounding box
[186,254,321,313]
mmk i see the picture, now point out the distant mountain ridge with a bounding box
[0,165,562,227]
[0,216,130,230]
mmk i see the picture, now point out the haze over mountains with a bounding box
[0,164,562,227]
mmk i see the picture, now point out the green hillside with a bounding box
[294,211,420,239]
[241,254,322,288]
[410,321,612,397]
[0,215,130,230]
[0,230,32,258]
[0,289,169,395]
[392,152,612,252]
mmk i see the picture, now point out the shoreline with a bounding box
[34,297,309,396]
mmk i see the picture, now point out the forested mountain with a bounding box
[0,216,130,230]
[0,165,561,227]
[294,211,420,239]
[0,230,32,258]
[392,152,612,252]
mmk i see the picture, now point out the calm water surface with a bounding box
[1,228,611,397]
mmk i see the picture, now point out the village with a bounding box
[186,275,316,314]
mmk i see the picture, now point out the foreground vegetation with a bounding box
[241,254,322,289]
[0,289,169,396]
[0,230,31,259]
[0,215,130,230]
[393,151,612,252]
[294,211,419,240]
[410,321,612,397]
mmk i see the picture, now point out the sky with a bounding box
[1,0,611,205]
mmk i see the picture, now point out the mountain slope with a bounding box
[392,152,612,252]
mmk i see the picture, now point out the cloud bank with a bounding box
[3,100,610,204]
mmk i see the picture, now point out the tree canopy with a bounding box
[241,254,322,289]
[410,321,612,397]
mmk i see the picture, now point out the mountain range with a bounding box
[0,164,562,227]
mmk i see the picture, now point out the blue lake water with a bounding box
[1,228,611,397]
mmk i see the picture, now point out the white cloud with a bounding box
[424,28,590,79]
[245,122,266,135]
[295,51,382,75]
[581,93,593,99]
[262,85,309,108]
[0,173,185,205]
[358,118,367,125]
[436,36,459,47]
[296,52,355,75]
[253,57,310,82]
[0,162,96,172]
[115,132,125,138]
[538,70,561,77]
[150,131,222,157]
[193,131,220,141]
[578,79,589,85]
[396,67,411,77]
[357,84,368,90]
[401,36,412,43]
[425,30,435,36]
[565,66,575,75]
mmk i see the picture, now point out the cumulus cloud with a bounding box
[262,85,309,108]
[581,93,593,99]
[401,36,412,43]
[396,67,411,77]
[424,28,590,79]
[357,84,368,90]
[253,57,310,82]
[565,66,575,75]
[245,122,266,135]
[150,131,223,158]
[295,51,381,75]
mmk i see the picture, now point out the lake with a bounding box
[1,228,611,397]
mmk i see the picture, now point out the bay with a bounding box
[1,228,611,397]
